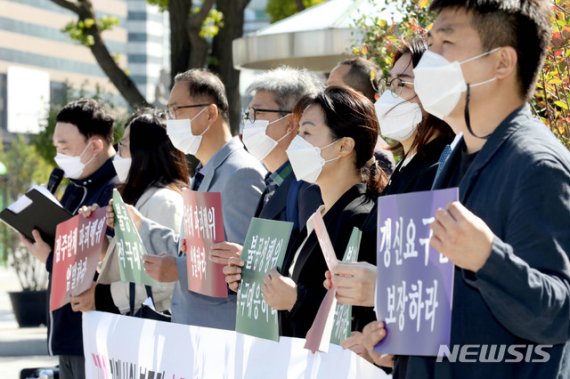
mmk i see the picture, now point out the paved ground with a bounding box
[0,266,57,379]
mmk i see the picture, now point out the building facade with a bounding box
[0,0,129,134]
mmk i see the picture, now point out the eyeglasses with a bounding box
[381,77,415,98]
[166,103,211,119]
[243,108,291,124]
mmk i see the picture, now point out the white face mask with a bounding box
[166,107,209,155]
[286,135,339,184]
[242,115,290,162]
[413,49,499,120]
[54,142,93,179]
[375,90,423,142]
[112,154,132,183]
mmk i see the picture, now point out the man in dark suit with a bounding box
[221,66,324,291]
[20,99,118,379]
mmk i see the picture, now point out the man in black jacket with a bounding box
[359,1,570,377]
[333,2,570,377]
[21,99,117,379]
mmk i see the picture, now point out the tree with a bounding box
[167,0,218,84]
[353,0,570,148]
[266,0,326,23]
[533,0,570,148]
[51,0,253,134]
[211,0,251,134]
[151,0,249,133]
[51,0,149,109]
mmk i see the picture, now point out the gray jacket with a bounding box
[139,138,266,328]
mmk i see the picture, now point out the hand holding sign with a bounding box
[375,188,458,356]
[182,190,227,298]
[50,207,107,311]
[70,281,96,312]
[78,204,99,218]
[305,222,363,352]
[328,262,376,307]
[362,321,393,368]
[223,256,244,292]
[262,268,297,311]
[341,331,368,358]
[112,190,157,286]
[236,218,294,341]
[143,254,179,282]
[210,241,242,265]
[105,199,143,230]
[430,201,494,273]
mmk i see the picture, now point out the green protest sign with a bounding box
[330,227,362,345]
[112,189,157,286]
[236,218,293,341]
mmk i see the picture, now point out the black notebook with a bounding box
[0,186,72,246]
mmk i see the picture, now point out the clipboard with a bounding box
[0,186,72,246]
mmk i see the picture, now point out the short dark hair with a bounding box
[293,86,388,196]
[174,69,230,122]
[390,37,454,155]
[429,0,552,100]
[336,57,380,102]
[119,109,189,205]
[56,98,114,144]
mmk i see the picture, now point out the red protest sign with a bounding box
[50,207,107,311]
[182,189,227,298]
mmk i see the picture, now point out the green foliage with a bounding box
[198,8,224,39]
[147,0,169,11]
[146,1,223,39]
[352,0,432,79]
[62,16,120,47]
[353,0,570,148]
[266,0,326,23]
[533,0,570,148]
[0,136,52,289]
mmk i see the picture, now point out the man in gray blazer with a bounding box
[137,69,266,329]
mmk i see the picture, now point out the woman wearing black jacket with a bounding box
[329,37,454,367]
[261,86,388,338]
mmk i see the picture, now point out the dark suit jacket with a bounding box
[256,168,322,234]
[281,183,376,338]
[396,107,570,378]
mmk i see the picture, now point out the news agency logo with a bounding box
[436,344,552,363]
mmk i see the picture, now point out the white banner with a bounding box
[83,311,390,379]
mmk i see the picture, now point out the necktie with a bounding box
[262,174,278,205]
[254,173,278,217]
[192,171,204,191]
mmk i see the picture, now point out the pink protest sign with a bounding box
[50,207,107,311]
[183,189,227,298]
[307,208,339,272]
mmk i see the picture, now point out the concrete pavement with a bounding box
[0,266,57,378]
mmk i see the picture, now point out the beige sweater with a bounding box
[98,186,183,314]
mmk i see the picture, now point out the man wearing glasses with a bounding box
[132,69,266,329]
[221,66,323,294]
[242,66,323,225]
